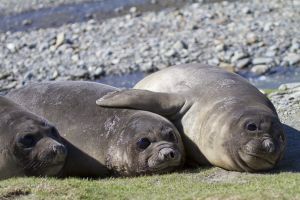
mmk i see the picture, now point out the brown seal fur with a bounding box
[97,64,286,172]
[7,81,185,177]
[0,96,67,179]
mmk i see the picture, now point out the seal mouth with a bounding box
[23,158,65,177]
[231,134,284,172]
[145,144,182,173]
[47,160,66,167]
[237,150,276,172]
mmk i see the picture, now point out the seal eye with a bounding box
[50,127,59,138]
[19,134,36,148]
[137,138,151,150]
[167,130,176,142]
[247,123,258,131]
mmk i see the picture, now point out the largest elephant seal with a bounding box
[7,81,185,177]
[97,64,286,172]
[0,96,67,179]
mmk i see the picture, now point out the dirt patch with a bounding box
[0,188,31,200]
[202,168,247,184]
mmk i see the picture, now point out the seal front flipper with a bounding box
[96,89,187,117]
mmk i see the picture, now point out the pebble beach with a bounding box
[0,0,299,91]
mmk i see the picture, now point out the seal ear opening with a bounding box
[96,89,186,117]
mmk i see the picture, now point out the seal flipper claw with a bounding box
[96,89,186,117]
[96,90,122,103]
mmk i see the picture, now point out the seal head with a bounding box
[106,112,185,176]
[12,116,67,176]
[211,106,286,172]
[0,98,67,179]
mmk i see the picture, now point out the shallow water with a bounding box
[97,67,300,89]
[241,66,300,89]
[0,0,239,33]
[97,71,145,88]
[0,0,189,32]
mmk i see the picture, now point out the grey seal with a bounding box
[7,81,185,177]
[0,96,67,179]
[97,64,286,172]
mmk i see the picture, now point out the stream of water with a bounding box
[97,68,300,89]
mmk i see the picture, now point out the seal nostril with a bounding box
[160,148,176,160]
[263,139,275,153]
[279,134,285,143]
[164,154,168,159]
[53,145,67,155]
[170,151,175,159]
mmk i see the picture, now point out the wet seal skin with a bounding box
[0,96,67,180]
[97,63,286,172]
[7,81,185,177]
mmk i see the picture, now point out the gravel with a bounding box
[269,83,300,171]
[270,83,300,126]
[0,0,300,91]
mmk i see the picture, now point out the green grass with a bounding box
[1,168,300,200]
[262,89,279,95]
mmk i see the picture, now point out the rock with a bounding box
[263,22,274,31]
[219,62,235,72]
[252,57,273,65]
[6,43,16,52]
[55,32,65,49]
[165,49,177,57]
[49,45,56,52]
[231,52,249,63]
[242,7,252,14]
[269,45,279,51]
[215,16,230,25]
[246,32,259,45]
[284,53,300,65]
[129,7,137,13]
[0,71,10,80]
[279,83,300,91]
[72,54,80,62]
[70,68,88,78]
[140,62,154,71]
[22,19,32,26]
[173,40,188,50]
[24,71,34,80]
[2,81,17,90]
[93,67,103,76]
[208,58,220,66]
[50,70,59,80]
[111,58,120,65]
[250,65,270,75]
[216,43,225,52]
[235,58,251,69]
[114,7,124,13]
[290,42,300,52]
[265,50,277,57]
[223,51,234,62]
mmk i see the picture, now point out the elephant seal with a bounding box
[0,96,67,179]
[97,63,286,172]
[7,81,185,177]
